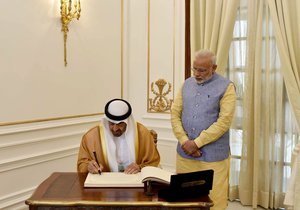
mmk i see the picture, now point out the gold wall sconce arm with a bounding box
[60,0,81,66]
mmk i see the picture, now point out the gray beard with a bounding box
[195,74,213,84]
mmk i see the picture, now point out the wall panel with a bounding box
[0,115,101,209]
[0,0,186,209]
[0,0,122,124]
[124,0,185,173]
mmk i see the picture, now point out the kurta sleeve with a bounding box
[171,85,190,145]
[194,83,236,148]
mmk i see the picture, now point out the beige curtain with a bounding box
[284,143,300,209]
[191,0,300,209]
[239,0,300,209]
[267,1,300,209]
[190,0,239,74]
[267,0,300,131]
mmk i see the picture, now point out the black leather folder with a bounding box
[158,169,214,201]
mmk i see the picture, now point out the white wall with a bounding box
[124,0,185,171]
[0,116,102,210]
[0,0,185,209]
[0,0,122,123]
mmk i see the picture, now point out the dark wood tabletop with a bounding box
[25,172,213,210]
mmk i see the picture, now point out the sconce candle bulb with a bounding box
[60,0,81,66]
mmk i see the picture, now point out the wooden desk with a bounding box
[26,172,213,210]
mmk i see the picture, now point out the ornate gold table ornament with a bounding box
[148,79,173,112]
[60,0,81,66]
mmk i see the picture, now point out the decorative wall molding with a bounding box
[0,1,186,209]
[148,78,173,113]
[145,125,173,131]
[0,146,78,172]
[0,187,35,210]
[146,0,176,113]
[0,130,85,149]
[0,0,123,124]
[142,113,171,120]
[0,115,102,135]
[0,116,96,209]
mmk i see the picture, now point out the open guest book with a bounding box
[84,166,174,188]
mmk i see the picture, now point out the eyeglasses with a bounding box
[191,67,210,73]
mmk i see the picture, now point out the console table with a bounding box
[25,172,213,210]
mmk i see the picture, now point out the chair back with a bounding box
[149,129,158,146]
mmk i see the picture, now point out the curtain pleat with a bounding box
[239,0,299,209]
[267,0,300,209]
[190,0,239,75]
[190,0,300,209]
[267,0,300,130]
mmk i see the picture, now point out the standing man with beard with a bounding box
[171,50,236,210]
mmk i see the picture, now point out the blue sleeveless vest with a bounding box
[177,74,231,162]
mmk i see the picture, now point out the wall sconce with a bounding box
[60,0,81,66]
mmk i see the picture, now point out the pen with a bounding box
[93,151,101,175]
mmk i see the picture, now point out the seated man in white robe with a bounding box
[77,98,160,174]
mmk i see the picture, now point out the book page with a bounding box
[84,172,144,188]
[141,166,174,184]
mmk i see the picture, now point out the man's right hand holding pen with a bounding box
[87,151,103,174]
[88,160,103,174]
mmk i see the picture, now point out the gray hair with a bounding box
[194,49,216,65]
